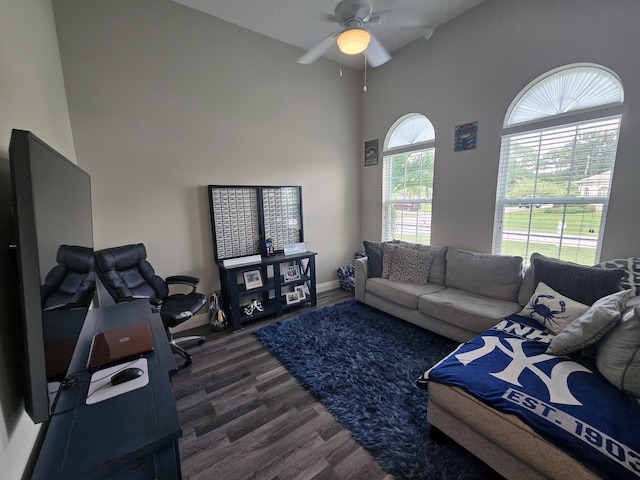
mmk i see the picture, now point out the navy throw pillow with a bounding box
[363,241,384,278]
[533,257,623,306]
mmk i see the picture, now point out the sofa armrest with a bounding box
[355,257,368,302]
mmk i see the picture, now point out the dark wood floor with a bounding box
[172,289,393,480]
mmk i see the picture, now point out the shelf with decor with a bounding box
[218,252,317,331]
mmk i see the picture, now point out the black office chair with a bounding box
[41,245,96,311]
[94,243,207,367]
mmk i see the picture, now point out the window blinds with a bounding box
[382,148,435,243]
[493,115,622,265]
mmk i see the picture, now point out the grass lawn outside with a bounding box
[501,240,597,265]
[388,205,601,265]
[504,206,601,236]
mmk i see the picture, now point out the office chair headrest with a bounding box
[56,245,95,273]
[95,243,148,271]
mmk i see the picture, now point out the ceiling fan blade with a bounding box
[365,33,391,67]
[297,32,340,64]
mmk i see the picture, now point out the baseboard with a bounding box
[317,280,340,293]
[172,280,341,332]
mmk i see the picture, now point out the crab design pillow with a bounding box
[519,282,590,334]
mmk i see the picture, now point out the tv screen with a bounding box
[9,129,93,424]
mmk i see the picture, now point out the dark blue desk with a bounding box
[33,300,182,479]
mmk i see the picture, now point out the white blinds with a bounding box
[507,65,623,126]
[386,114,435,150]
[382,113,436,242]
[382,149,435,243]
[493,115,622,265]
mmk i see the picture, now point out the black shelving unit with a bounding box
[218,251,317,331]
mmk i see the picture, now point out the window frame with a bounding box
[382,113,436,243]
[492,63,625,265]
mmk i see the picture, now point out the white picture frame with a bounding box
[285,291,300,305]
[294,285,306,300]
[243,269,263,290]
[284,265,301,282]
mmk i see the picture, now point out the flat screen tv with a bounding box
[9,129,93,424]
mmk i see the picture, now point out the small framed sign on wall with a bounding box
[454,121,478,151]
[364,139,379,166]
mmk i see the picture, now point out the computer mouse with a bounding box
[110,367,144,386]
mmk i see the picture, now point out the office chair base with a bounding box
[170,335,205,368]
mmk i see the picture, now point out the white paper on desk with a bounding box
[86,358,149,405]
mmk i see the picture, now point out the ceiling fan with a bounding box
[297,0,393,67]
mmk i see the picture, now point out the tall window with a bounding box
[493,64,624,265]
[382,113,435,243]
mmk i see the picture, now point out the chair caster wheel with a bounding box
[183,359,192,368]
[198,339,205,345]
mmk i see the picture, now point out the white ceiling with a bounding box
[171,0,485,69]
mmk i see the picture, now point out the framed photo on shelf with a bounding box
[294,285,306,300]
[284,265,301,282]
[243,269,263,290]
[285,291,300,305]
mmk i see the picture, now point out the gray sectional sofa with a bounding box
[355,242,530,342]
[354,241,640,480]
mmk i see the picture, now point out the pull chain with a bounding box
[363,56,367,92]
[339,51,343,77]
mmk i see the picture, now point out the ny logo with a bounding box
[455,336,591,406]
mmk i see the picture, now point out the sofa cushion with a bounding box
[597,303,640,397]
[367,277,445,309]
[418,287,521,333]
[387,247,434,285]
[519,282,589,334]
[594,257,640,297]
[445,248,522,302]
[546,289,630,355]
[533,256,624,306]
[363,240,384,278]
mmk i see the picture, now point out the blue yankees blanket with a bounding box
[426,314,640,479]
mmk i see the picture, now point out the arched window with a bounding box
[493,64,624,265]
[382,113,435,243]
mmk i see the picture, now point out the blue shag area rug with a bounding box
[255,300,499,480]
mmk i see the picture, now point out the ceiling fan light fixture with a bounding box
[337,28,371,55]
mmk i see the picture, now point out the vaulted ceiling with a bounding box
[172,0,485,69]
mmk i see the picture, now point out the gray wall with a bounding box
[52,0,363,329]
[361,0,640,261]
[4,0,640,477]
[0,1,76,477]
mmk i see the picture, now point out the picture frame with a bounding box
[243,269,263,290]
[294,285,306,300]
[284,265,301,282]
[454,121,478,152]
[364,138,379,166]
[285,291,300,305]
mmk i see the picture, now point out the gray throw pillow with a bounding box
[363,240,383,278]
[533,257,624,306]
[381,242,397,279]
[594,257,640,297]
[547,289,631,355]
[393,242,447,285]
[596,304,640,397]
[387,247,434,285]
